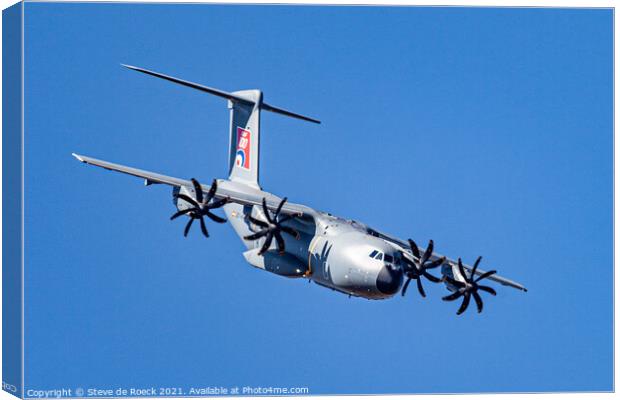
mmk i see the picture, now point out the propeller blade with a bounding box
[444,276,466,287]
[416,278,426,298]
[183,218,194,237]
[442,290,463,302]
[471,256,482,276]
[274,231,285,254]
[475,270,497,282]
[205,210,227,224]
[423,271,442,283]
[206,179,218,202]
[262,198,272,223]
[248,215,269,228]
[171,178,226,240]
[244,229,269,241]
[477,285,497,296]
[456,292,471,315]
[170,208,195,220]
[444,257,498,314]
[175,193,199,207]
[422,240,434,264]
[426,256,446,269]
[199,216,209,238]
[258,231,274,255]
[191,178,204,203]
[401,278,412,296]
[408,239,421,259]
[209,196,229,209]
[472,291,484,313]
[275,197,287,217]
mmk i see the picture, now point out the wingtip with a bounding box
[120,63,138,70]
[71,153,85,162]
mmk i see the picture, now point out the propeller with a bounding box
[243,197,300,255]
[170,178,229,238]
[401,239,446,298]
[442,257,497,315]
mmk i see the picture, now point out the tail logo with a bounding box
[235,127,251,170]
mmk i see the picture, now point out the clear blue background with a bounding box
[23,4,612,394]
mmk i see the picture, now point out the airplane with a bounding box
[73,64,527,315]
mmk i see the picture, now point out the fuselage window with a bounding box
[369,250,378,258]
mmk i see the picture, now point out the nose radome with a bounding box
[376,264,403,295]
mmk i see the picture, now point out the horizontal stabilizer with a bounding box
[261,102,320,124]
[121,64,320,124]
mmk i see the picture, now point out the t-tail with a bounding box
[121,64,320,189]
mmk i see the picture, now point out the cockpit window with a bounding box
[369,250,391,261]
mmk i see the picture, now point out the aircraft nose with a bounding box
[376,264,403,295]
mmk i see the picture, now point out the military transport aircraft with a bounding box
[73,64,527,315]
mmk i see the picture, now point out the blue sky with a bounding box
[23,4,612,394]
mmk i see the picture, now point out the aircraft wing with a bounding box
[371,228,527,292]
[72,153,312,216]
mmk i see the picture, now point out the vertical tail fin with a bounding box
[228,90,262,188]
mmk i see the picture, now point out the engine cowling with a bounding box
[441,262,467,292]
[172,186,195,211]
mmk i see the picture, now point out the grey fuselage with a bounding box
[207,185,405,300]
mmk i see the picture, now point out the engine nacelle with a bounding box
[441,263,467,292]
[172,185,196,211]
